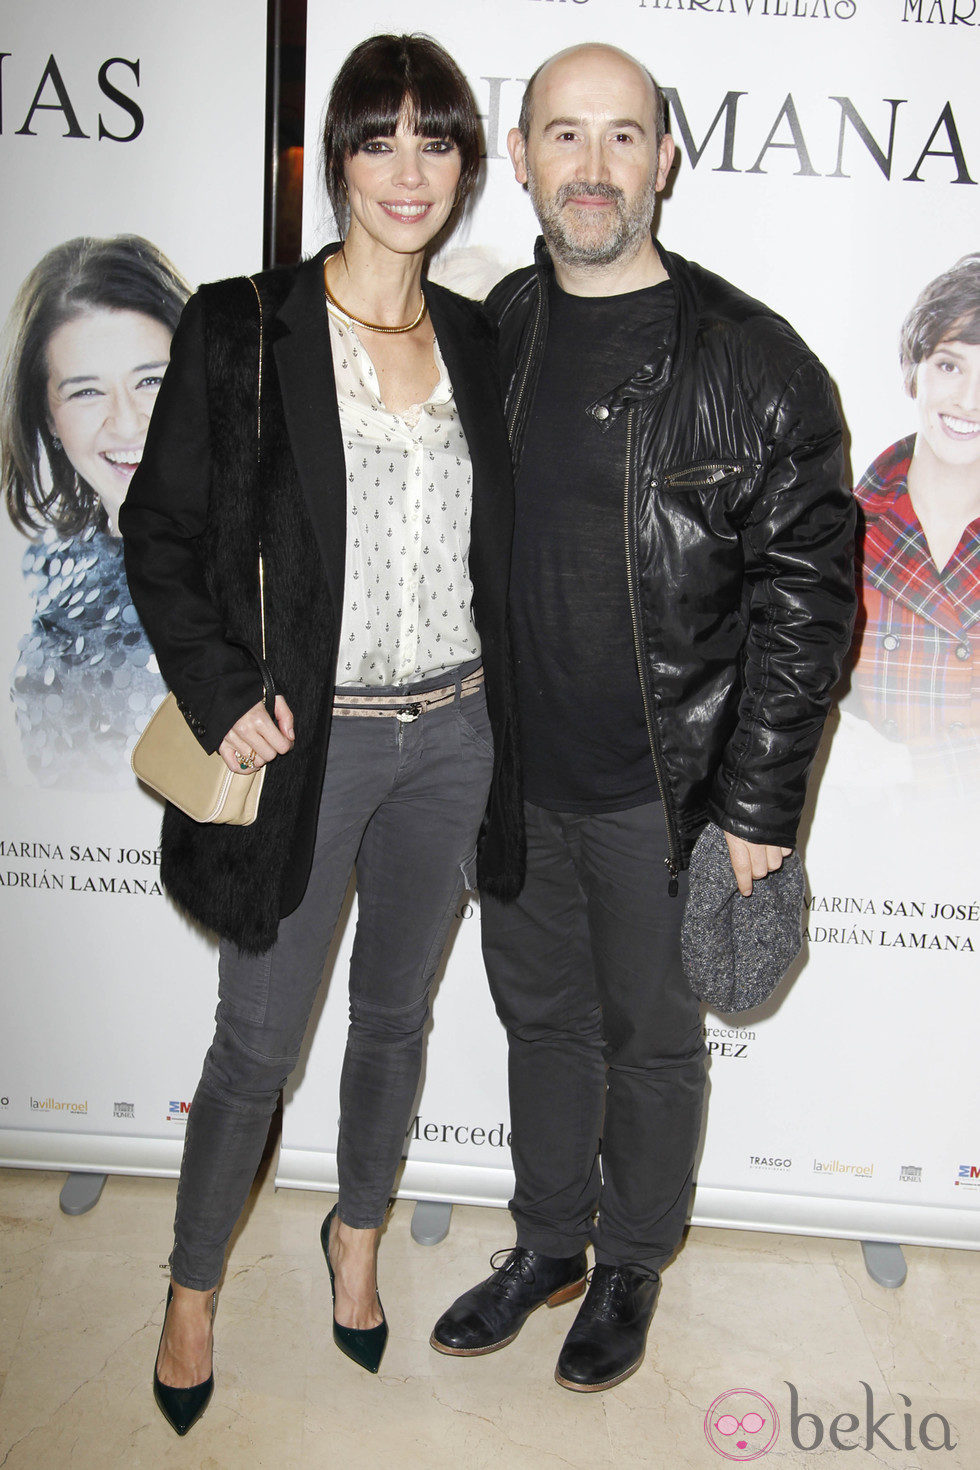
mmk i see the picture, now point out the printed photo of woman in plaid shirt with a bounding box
[851,253,980,793]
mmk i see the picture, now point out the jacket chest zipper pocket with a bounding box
[660,462,749,491]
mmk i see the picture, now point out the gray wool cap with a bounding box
[681,822,805,1013]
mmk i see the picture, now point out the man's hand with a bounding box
[723,831,793,897]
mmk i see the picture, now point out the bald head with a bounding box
[518,44,666,149]
[506,42,674,287]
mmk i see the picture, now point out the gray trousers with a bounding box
[170,675,494,1291]
[482,801,707,1274]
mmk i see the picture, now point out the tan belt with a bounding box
[332,668,484,722]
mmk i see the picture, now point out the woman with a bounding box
[121,34,523,1434]
[0,236,189,787]
[851,253,980,788]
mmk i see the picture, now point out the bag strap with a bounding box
[245,274,275,718]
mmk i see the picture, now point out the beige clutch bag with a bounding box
[131,691,266,825]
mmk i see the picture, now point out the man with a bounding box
[430,44,855,1392]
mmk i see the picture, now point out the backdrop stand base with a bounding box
[59,1173,107,1216]
[861,1240,907,1288]
[411,1200,452,1246]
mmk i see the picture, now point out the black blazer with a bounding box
[122,246,525,953]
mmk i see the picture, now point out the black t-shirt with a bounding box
[511,275,675,812]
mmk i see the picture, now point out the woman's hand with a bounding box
[218,695,295,774]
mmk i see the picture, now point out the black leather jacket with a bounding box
[487,238,856,881]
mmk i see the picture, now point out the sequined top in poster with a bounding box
[10,526,166,789]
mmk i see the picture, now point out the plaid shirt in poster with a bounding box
[852,437,979,766]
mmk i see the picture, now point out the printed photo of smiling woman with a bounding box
[850,252,980,793]
[0,236,190,788]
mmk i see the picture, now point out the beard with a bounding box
[527,175,658,268]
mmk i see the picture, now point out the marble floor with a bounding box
[0,1164,976,1470]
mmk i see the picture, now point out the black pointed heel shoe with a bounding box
[320,1205,388,1375]
[153,1285,215,1436]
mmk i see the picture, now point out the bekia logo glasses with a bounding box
[704,1390,780,1460]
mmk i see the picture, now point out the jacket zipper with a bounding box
[664,462,744,489]
[623,408,681,896]
[506,281,545,451]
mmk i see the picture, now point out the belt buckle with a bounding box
[396,703,423,724]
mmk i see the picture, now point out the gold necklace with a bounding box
[324,266,427,335]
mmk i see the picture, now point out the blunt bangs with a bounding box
[323,34,481,226]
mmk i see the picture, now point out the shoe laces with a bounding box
[584,1264,658,1311]
[488,1247,537,1291]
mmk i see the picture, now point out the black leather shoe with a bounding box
[320,1205,388,1375]
[555,1264,660,1392]
[153,1285,215,1436]
[430,1247,588,1356]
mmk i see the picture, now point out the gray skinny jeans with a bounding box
[170,672,494,1291]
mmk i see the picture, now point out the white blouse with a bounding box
[328,303,481,689]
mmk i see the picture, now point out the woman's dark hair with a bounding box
[1,234,189,537]
[900,252,980,396]
[322,34,482,229]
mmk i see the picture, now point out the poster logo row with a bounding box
[5,1097,979,1192]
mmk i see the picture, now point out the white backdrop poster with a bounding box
[279,0,980,1250]
[0,1,266,1175]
